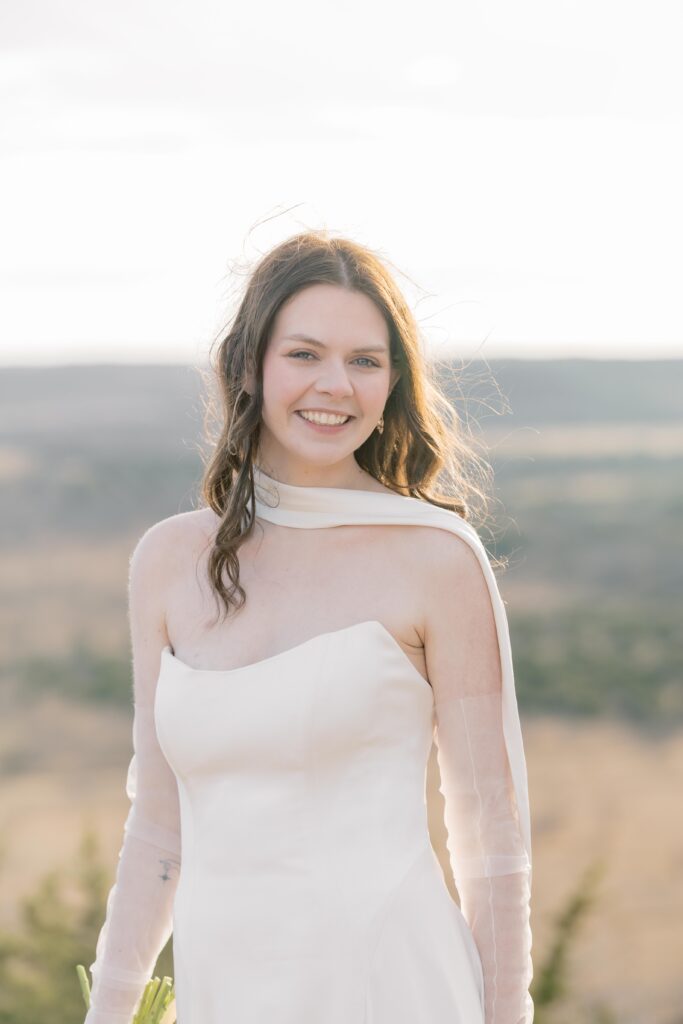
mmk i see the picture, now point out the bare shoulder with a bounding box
[412,516,483,571]
[130,507,219,580]
[393,513,479,570]
[417,518,491,600]
[403,516,494,630]
[413,520,501,700]
[125,510,219,696]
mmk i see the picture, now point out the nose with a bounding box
[312,359,355,396]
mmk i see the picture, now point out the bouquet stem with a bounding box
[75,964,176,1024]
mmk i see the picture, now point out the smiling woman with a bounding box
[254,283,398,450]
[197,232,501,622]
[83,228,534,1024]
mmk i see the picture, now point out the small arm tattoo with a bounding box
[158,855,181,882]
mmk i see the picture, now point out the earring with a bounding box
[376,414,384,435]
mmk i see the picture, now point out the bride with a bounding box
[83,228,534,1024]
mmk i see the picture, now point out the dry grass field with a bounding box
[1,360,682,1023]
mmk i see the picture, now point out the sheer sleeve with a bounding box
[430,529,534,1024]
[434,691,533,1024]
[83,694,182,1024]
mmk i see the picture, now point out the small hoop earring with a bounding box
[376,415,384,435]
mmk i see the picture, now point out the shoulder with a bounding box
[129,508,218,582]
[404,512,496,632]
[412,517,503,700]
[126,511,216,698]
[425,514,493,600]
[401,508,486,585]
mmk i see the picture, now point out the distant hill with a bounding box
[0,359,681,728]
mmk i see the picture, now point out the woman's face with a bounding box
[256,284,400,480]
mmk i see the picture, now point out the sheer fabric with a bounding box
[434,690,533,1024]
[83,702,181,1024]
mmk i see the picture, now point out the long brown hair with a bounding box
[197,229,502,624]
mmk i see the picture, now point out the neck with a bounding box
[253,459,370,491]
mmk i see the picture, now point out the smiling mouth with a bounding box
[295,411,355,426]
[296,411,354,420]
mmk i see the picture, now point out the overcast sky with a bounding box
[1,0,681,366]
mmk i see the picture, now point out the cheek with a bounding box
[359,373,392,410]
[261,358,301,411]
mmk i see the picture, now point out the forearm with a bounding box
[84,830,180,1024]
[458,871,534,1024]
[435,691,534,1024]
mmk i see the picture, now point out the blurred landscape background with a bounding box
[0,358,681,1024]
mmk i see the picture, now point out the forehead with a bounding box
[272,284,389,347]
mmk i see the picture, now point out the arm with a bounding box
[425,531,534,1024]
[84,524,182,1024]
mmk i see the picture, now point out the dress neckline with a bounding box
[235,466,532,875]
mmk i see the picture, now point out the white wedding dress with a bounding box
[84,465,534,1024]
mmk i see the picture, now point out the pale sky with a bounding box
[1,0,682,366]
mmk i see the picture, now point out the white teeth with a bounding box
[299,411,350,425]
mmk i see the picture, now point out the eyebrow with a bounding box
[282,333,388,355]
